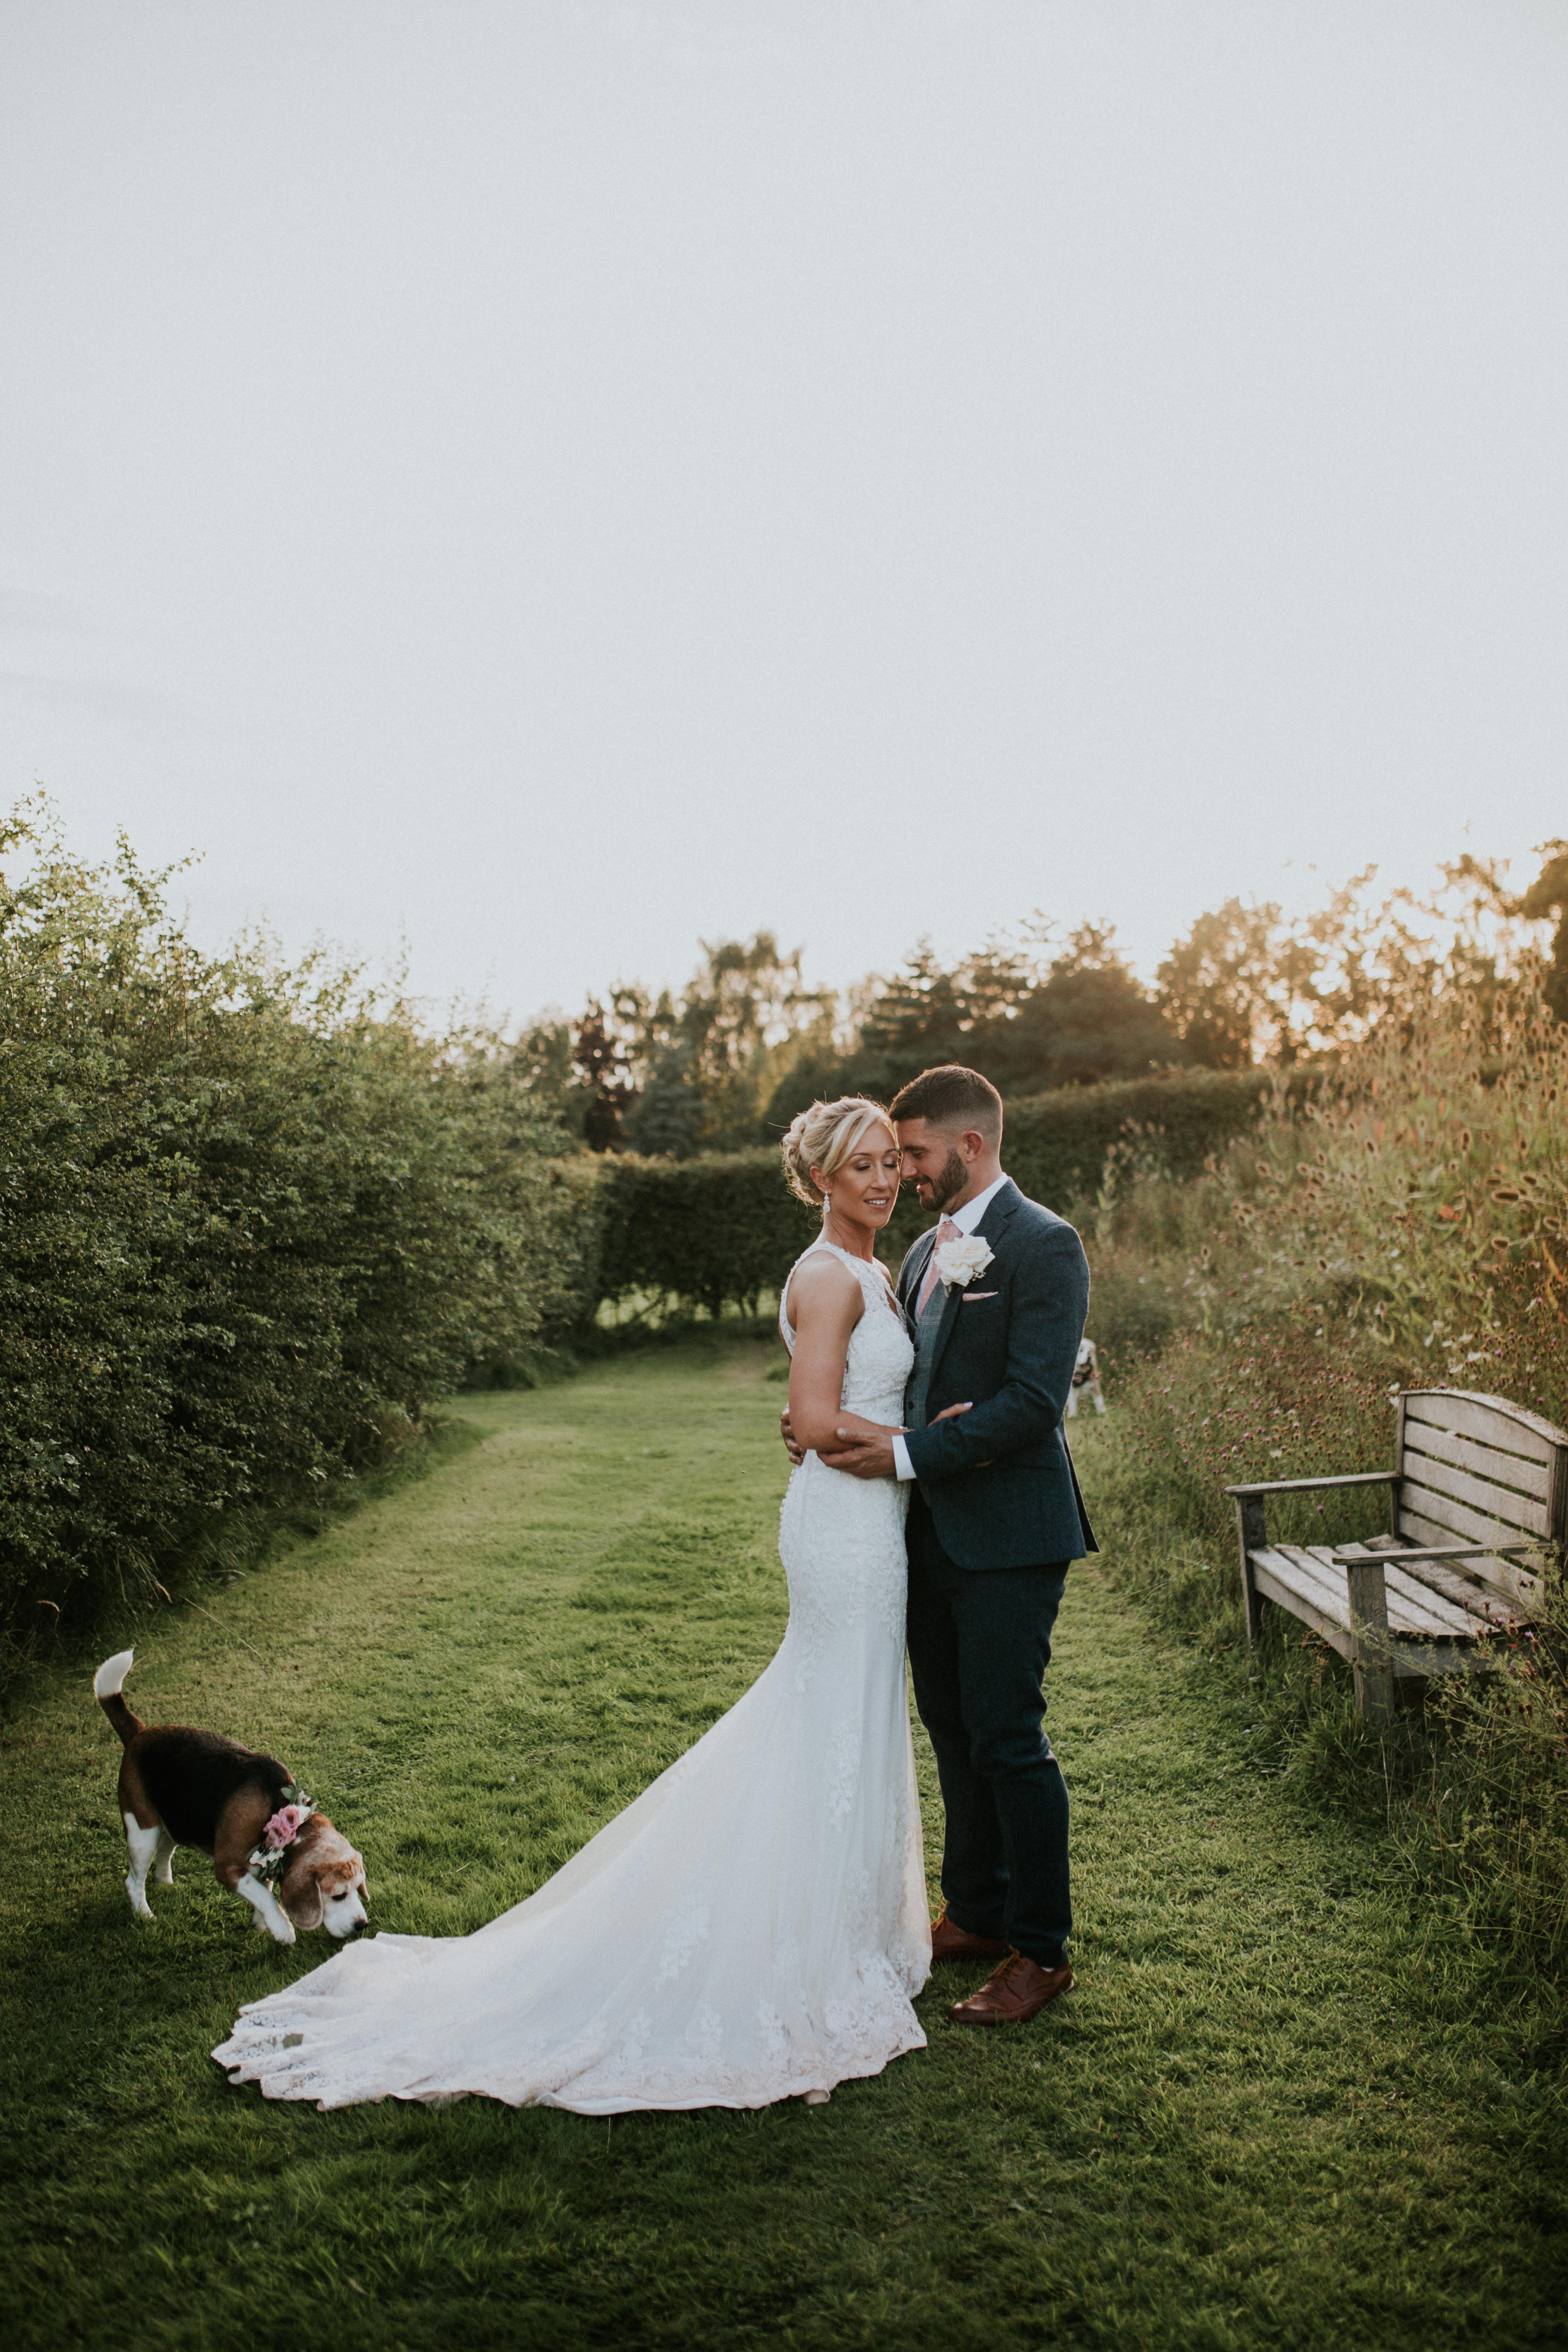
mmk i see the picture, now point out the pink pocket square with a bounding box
[961,1290,998,1301]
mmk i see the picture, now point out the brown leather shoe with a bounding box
[929,1906,1011,1966]
[947,1951,1073,2026]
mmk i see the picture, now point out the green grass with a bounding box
[2,1339,1563,2350]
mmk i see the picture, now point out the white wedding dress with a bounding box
[212,1240,929,2111]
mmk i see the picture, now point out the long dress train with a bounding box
[211,1240,928,2111]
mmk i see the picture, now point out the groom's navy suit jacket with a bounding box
[897,1179,1097,1572]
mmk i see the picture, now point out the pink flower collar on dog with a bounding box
[248,1784,316,1889]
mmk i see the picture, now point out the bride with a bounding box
[213,1098,935,2111]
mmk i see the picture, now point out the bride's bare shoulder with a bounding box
[785,1249,864,1327]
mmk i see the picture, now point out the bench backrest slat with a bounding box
[1401,1445,1554,1539]
[1400,1418,1554,1505]
[1394,1389,1566,1620]
[1403,1391,1559,1463]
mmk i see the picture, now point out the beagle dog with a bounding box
[1066,1336,1106,1419]
[94,1650,367,1946]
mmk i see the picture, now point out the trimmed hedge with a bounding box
[1004,1068,1292,1201]
[594,1152,818,1319]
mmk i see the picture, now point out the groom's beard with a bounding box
[924,1147,969,1213]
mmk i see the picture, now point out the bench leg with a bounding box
[1235,1496,1267,1645]
[1345,1552,1394,1725]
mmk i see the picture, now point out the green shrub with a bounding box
[0,809,597,1655]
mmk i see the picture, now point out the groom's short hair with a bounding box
[889,1065,1002,1141]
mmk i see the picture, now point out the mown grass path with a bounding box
[2,1340,1561,2350]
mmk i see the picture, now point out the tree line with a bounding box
[512,846,1568,1158]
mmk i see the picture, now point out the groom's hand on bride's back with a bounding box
[817,1402,985,1479]
[819,1406,973,1478]
[779,1408,807,1467]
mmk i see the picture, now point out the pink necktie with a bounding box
[917,1218,962,1318]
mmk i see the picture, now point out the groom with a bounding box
[791,1064,1095,2025]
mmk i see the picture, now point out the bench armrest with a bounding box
[1329,1541,1536,1566]
[1224,1472,1398,1499]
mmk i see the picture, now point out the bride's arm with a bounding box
[784,1257,889,1455]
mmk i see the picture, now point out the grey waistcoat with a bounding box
[904,1281,947,1432]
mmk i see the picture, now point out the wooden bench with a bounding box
[1225,1388,1565,1721]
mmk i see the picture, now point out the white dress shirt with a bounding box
[891,1173,1009,1482]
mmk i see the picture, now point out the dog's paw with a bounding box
[269,1920,297,1948]
[126,1880,154,1919]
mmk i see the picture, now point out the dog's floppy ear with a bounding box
[279,1845,325,1931]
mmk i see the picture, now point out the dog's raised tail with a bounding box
[93,1649,141,1745]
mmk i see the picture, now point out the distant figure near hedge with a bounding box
[1067,1339,1106,1418]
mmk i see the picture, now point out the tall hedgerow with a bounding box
[0,806,598,1654]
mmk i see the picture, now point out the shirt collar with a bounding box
[945,1173,1008,1236]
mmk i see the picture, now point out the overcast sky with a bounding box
[2,1,1565,1022]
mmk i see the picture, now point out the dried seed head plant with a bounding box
[1077,885,1568,1987]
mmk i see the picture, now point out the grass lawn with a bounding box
[2,1337,1563,2350]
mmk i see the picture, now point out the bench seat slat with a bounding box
[1399,1504,1547,1612]
[1267,1546,1463,1638]
[1264,1545,1376,1630]
[1249,1550,1355,1659]
[1288,1543,1448,1637]
[1249,1550,1503,1676]
[1396,1557,1524,1627]
[1378,1559,1491,1635]
[1295,1546,1464,1638]
[1275,1543,1366,1612]
[1250,1545,1482,1641]
[1264,1544,1350,1616]
[1329,1542,1514,1628]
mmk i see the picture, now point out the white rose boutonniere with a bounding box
[933,1234,995,1293]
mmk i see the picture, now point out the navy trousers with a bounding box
[904,1488,1072,1968]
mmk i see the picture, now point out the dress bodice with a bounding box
[779,1240,914,1423]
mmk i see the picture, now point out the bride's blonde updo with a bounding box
[781,1096,896,1210]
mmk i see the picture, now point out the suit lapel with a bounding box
[978,1178,1023,1243]
[926,1179,1022,1386]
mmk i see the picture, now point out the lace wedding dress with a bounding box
[212,1240,929,2111]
